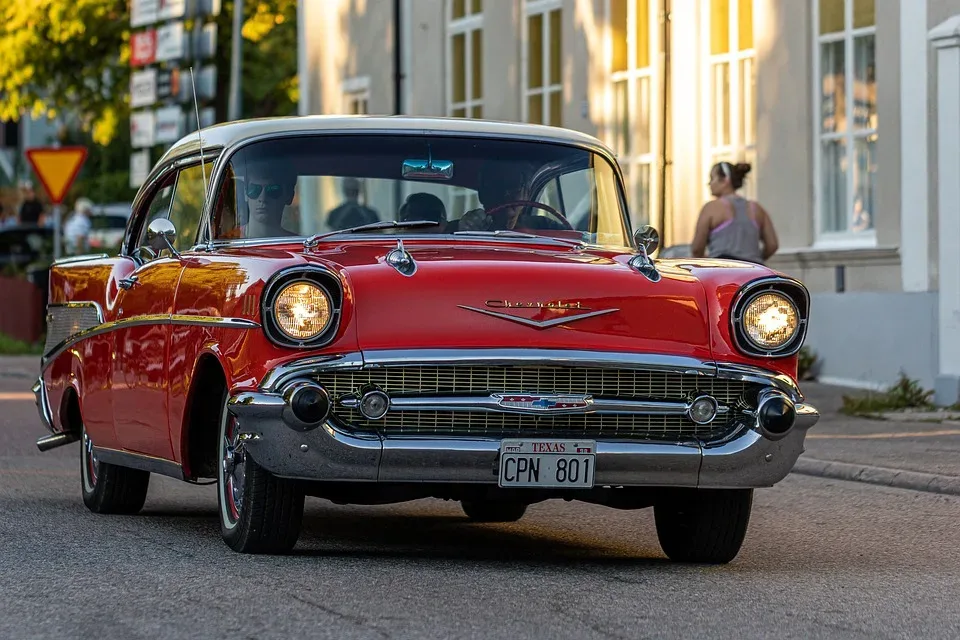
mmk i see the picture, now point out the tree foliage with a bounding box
[0,0,298,148]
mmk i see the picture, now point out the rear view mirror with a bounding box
[402,145,454,180]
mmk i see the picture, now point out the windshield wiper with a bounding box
[303,219,440,248]
[453,229,584,247]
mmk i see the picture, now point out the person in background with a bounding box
[17,180,44,225]
[325,177,380,230]
[690,161,779,264]
[63,197,93,255]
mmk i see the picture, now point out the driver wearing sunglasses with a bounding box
[239,163,297,239]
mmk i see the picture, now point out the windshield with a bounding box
[211,134,632,248]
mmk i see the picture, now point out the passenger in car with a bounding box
[398,192,447,233]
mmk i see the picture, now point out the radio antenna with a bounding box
[189,66,213,248]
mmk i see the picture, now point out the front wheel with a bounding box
[654,489,753,564]
[218,395,305,554]
[80,429,150,515]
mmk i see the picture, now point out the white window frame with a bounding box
[341,76,370,115]
[521,0,563,125]
[446,1,484,118]
[603,0,660,229]
[812,0,877,248]
[700,0,756,203]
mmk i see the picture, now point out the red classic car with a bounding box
[33,116,818,562]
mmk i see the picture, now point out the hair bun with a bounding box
[735,163,752,175]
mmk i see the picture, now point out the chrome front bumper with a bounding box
[229,351,820,489]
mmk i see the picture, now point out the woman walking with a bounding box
[690,162,779,264]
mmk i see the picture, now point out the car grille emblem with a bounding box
[493,393,593,413]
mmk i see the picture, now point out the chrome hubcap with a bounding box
[220,416,246,523]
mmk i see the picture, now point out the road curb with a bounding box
[792,457,960,497]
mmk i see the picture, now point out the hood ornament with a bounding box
[458,304,617,329]
[385,239,416,277]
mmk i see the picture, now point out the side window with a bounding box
[132,175,176,253]
[168,161,214,251]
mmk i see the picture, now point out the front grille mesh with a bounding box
[315,365,753,442]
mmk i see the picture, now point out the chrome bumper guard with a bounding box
[230,351,821,489]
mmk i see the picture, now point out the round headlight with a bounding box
[742,292,799,350]
[274,282,332,340]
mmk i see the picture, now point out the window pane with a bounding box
[168,162,214,250]
[712,62,730,147]
[613,79,629,155]
[631,163,651,228]
[636,0,650,68]
[820,139,847,233]
[738,0,752,50]
[453,0,465,20]
[819,0,844,34]
[853,0,874,29]
[853,34,876,130]
[471,0,482,14]
[453,33,466,103]
[471,28,483,100]
[635,75,651,155]
[453,107,466,118]
[528,93,543,124]
[611,0,627,73]
[528,14,543,89]
[853,136,876,232]
[711,0,730,55]
[820,40,846,133]
[471,104,483,118]
[549,90,562,127]
[549,9,562,86]
[740,57,755,145]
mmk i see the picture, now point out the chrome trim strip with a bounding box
[92,446,185,480]
[260,352,365,392]
[52,253,110,266]
[360,349,717,375]
[340,395,701,416]
[714,362,804,402]
[457,306,619,330]
[32,377,54,434]
[41,314,261,371]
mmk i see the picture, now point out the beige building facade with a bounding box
[298,0,960,399]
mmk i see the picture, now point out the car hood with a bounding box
[303,241,714,361]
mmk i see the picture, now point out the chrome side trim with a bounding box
[340,395,709,417]
[93,447,185,480]
[41,314,261,371]
[33,377,54,434]
[52,253,110,266]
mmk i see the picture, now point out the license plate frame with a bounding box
[498,439,597,489]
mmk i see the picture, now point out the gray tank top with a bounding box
[707,195,763,264]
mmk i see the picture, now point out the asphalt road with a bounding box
[2,371,959,640]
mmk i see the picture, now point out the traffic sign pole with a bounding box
[52,205,63,260]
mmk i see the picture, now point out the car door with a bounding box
[112,159,211,458]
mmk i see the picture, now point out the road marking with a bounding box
[808,429,960,439]
[0,392,35,401]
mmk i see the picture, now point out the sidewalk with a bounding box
[797,382,960,495]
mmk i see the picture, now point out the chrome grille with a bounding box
[43,305,102,356]
[316,365,753,442]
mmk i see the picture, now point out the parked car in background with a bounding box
[0,225,53,274]
[87,203,131,252]
[34,116,819,562]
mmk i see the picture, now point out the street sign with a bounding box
[131,30,157,66]
[24,147,88,205]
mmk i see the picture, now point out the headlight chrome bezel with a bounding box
[261,266,343,348]
[730,276,809,358]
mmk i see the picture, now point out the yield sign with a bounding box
[25,146,88,205]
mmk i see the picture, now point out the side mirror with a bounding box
[634,225,660,255]
[146,218,180,258]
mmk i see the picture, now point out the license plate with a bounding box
[498,439,596,489]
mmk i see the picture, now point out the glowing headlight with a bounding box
[742,292,799,350]
[274,282,332,340]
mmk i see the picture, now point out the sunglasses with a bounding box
[244,182,284,200]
